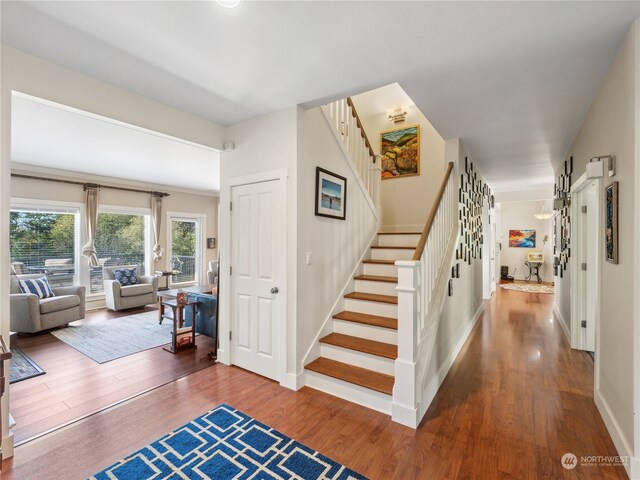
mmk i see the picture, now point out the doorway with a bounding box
[229,178,284,381]
[571,177,601,353]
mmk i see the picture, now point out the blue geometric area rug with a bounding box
[90,404,367,480]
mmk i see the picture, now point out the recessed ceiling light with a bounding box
[216,0,240,8]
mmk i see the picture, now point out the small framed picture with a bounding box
[448,279,453,297]
[207,238,216,249]
[315,167,347,220]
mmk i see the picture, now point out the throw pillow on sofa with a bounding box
[18,276,56,299]
[114,268,139,286]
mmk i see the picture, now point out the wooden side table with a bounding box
[0,336,12,465]
[161,299,198,354]
[154,270,181,291]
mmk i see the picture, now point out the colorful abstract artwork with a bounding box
[509,229,536,248]
[380,125,420,179]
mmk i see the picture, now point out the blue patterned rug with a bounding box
[90,404,367,480]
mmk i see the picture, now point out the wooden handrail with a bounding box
[346,97,376,159]
[412,162,455,261]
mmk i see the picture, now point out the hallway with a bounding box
[4,288,626,479]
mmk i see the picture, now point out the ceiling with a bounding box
[1,1,638,192]
[11,93,220,192]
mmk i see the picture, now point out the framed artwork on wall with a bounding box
[509,229,536,248]
[605,181,618,264]
[380,125,420,179]
[314,167,347,220]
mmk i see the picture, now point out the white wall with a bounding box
[296,107,378,373]
[553,18,638,468]
[0,45,226,459]
[218,107,299,380]
[496,200,554,283]
[350,92,446,231]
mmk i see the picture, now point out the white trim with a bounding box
[219,168,289,384]
[595,389,633,478]
[419,303,483,419]
[281,372,305,391]
[380,224,423,233]
[166,211,206,287]
[569,175,601,391]
[634,16,640,476]
[553,303,571,345]
[12,91,223,153]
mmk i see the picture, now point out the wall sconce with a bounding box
[387,106,408,123]
[590,155,615,177]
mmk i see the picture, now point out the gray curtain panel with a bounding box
[151,194,163,261]
[82,186,99,267]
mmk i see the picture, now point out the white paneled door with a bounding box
[230,180,282,381]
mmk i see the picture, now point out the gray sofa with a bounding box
[103,265,158,311]
[10,274,86,333]
[207,261,219,286]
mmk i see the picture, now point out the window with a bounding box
[90,212,148,293]
[169,217,201,285]
[10,208,78,287]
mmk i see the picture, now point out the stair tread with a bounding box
[371,245,415,250]
[362,259,396,265]
[378,232,422,235]
[305,357,394,395]
[320,333,397,359]
[354,274,398,283]
[333,311,398,330]
[345,292,398,304]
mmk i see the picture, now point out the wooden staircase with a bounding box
[304,232,420,413]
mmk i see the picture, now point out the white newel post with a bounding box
[392,260,420,428]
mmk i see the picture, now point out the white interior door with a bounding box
[584,185,597,352]
[230,180,282,381]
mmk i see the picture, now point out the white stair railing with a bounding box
[392,162,457,428]
[321,98,382,222]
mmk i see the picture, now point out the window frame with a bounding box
[166,211,206,288]
[10,198,83,287]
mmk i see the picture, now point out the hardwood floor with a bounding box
[3,288,626,479]
[8,306,217,446]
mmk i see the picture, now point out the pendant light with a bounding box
[534,201,553,220]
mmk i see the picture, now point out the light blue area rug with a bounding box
[51,310,174,364]
[90,404,367,480]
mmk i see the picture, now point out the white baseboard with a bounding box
[553,303,570,345]
[419,303,484,420]
[2,432,14,459]
[280,371,304,391]
[594,388,633,478]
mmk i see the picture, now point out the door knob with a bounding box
[270,287,279,294]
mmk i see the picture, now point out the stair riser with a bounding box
[333,319,398,345]
[363,263,398,277]
[320,344,395,375]
[354,280,397,296]
[345,298,397,318]
[304,371,392,414]
[377,234,421,247]
[371,248,414,261]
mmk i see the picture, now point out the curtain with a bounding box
[151,194,164,261]
[81,185,99,267]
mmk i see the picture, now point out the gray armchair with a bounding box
[207,261,219,286]
[103,265,158,311]
[10,274,86,333]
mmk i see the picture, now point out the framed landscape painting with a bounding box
[509,229,536,248]
[605,181,618,264]
[315,167,347,220]
[380,125,420,179]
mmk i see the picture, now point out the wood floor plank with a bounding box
[305,357,394,394]
[362,259,395,265]
[319,333,397,359]
[370,246,415,250]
